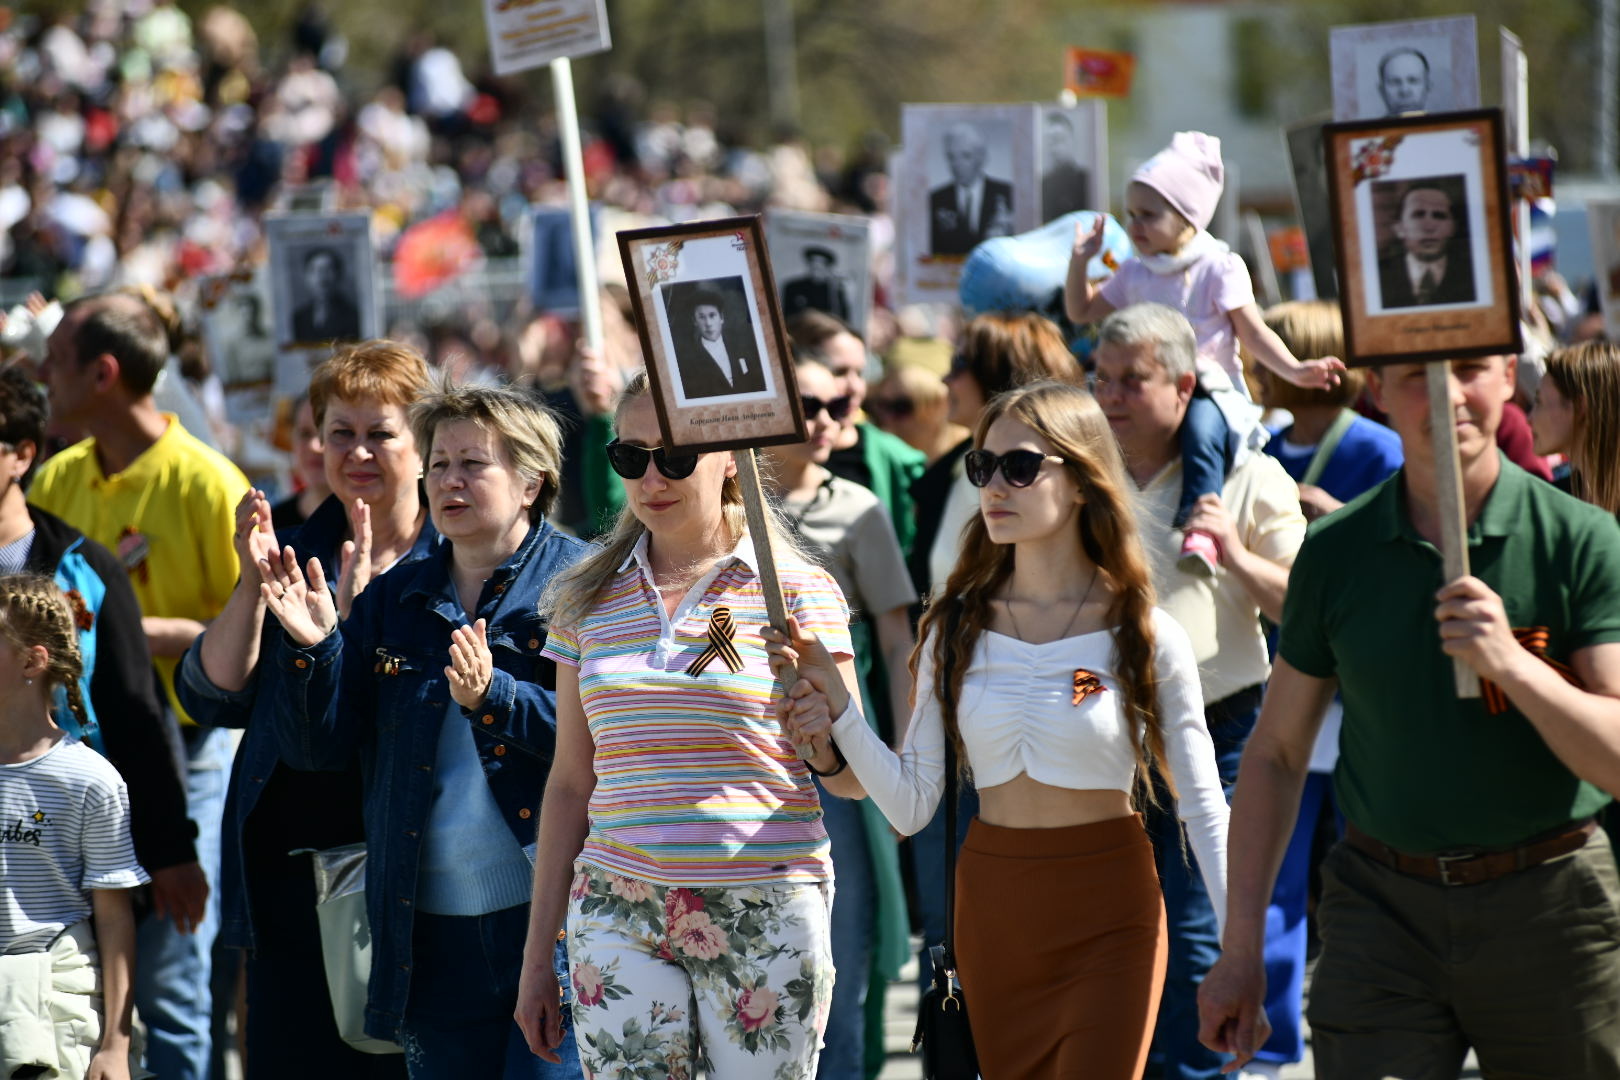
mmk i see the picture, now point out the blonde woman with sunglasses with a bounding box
[516,372,862,1079]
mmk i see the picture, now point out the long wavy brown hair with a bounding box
[1543,341,1620,516]
[913,380,1175,804]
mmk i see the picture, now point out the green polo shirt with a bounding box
[1280,455,1620,853]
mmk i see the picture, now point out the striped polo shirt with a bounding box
[544,532,852,886]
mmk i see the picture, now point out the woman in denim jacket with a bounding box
[256,382,587,1079]
[179,342,432,1079]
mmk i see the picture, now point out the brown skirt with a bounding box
[953,814,1168,1079]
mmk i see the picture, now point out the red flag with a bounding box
[1065,47,1135,98]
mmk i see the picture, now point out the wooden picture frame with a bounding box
[1324,109,1521,366]
[617,216,807,454]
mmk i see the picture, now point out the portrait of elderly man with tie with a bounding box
[1376,179,1477,309]
[668,282,767,400]
[927,121,1016,257]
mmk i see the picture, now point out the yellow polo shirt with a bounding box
[30,415,247,724]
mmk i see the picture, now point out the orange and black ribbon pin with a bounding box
[687,605,745,677]
[1481,626,1584,715]
[1073,668,1107,706]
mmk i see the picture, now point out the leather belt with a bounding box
[1344,819,1598,888]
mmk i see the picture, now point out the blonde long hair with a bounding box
[0,575,88,730]
[541,371,814,628]
[1544,342,1620,515]
[914,380,1174,802]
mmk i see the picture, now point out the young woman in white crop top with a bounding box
[766,379,1230,1078]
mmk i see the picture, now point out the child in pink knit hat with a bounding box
[1065,131,1343,574]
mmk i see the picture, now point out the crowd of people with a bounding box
[2,5,1620,1080]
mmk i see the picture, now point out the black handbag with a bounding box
[910,695,980,1079]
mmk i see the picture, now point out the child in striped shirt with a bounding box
[0,575,147,1080]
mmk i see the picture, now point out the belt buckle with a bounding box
[1435,852,1474,887]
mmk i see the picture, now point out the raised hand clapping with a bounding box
[445,619,494,710]
[258,545,338,647]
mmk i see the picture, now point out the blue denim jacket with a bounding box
[267,517,586,1042]
[176,494,440,950]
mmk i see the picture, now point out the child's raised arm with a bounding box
[1065,217,1118,326]
[87,888,135,1080]
[1229,303,1345,390]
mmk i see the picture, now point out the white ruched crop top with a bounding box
[830,606,1229,928]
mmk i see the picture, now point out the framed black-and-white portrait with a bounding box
[526,203,600,317]
[1324,109,1520,364]
[1330,15,1480,122]
[201,267,276,388]
[763,210,872,337]
[1587,199,1620,342]
[266,213,377,351]
[896,104,1038,304]
[1285,116,1338,300]
[1038,101,1107,224]
[618,216,806,453]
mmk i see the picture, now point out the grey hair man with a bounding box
[928,121,1014,256]
[1092,302,1308,1080]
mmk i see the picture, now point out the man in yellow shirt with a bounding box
[33,292,247,1080]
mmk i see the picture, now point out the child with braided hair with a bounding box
[0,574,148,1080]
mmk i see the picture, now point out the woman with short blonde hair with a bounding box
[255,381,588,1077]
[516,371,858,1078]
[180,340,437,1079]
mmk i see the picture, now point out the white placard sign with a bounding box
[1329,15,1480,122]
[764,209,873,337]
[896,103,1039,305]
[484,0,611,77]
[1588,199,1620,342]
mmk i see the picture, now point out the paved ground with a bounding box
[871,945,1482,1079]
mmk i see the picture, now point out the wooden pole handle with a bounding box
[1426,362,1482,700]
[732,449,815,759]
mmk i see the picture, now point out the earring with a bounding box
[23,677,31,686]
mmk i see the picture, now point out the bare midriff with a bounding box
[975,773,1133,829]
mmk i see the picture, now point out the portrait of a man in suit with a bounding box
[1040,111,1092,223]
[780,246,852,322]
[1377,181,1475,309]
[928,122,1015,256]
[290,246,361,343]
[1377,48,1432,116]
[670,284,766,400]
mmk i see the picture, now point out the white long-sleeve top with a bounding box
[831,607,1230,930]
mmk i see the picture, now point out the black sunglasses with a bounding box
[964,448,1065,488]
[605,440,701,481]
[801,394,854,423]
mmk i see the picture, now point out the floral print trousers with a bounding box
[565,864,835,1080]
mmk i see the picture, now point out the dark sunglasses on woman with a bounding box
[964,448,1065,488]
[800,394,855,423]
[606,439,701,480]
[866,396,915,420]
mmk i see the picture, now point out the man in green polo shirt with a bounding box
[1198,354,1620,1077]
